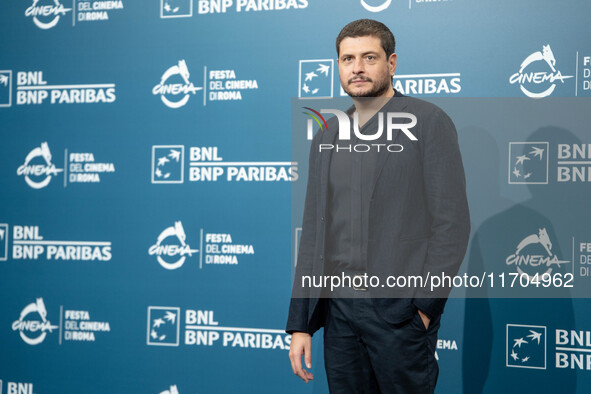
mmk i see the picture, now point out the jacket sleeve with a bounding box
[413,109,471,318]
[286,131,320,334]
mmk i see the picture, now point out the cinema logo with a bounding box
[17,142,63,189]
[8,225,112,262]
[12,298,111,345]
[12,298,58,345]
[149,221,198,270]
[153,60,258,107]
[25,0,123,27]
[15,71,116,105]
[25,0,71,29]
[147,306,290,350]
[507,323,591,371]
[17,142,116,188]
[151,145,297,182]
[153,60,201,108]
[303,107,417,152]
[148,221,255,269]
[510,45,573,98]
[505,228,570,280]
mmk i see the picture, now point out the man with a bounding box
[287,19,470,393]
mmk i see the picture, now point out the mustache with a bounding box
[348,76,372,84]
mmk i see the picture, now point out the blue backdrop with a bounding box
[1,0,591,393]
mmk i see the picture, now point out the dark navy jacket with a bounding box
[286,96,470,335]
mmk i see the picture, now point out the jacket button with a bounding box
[319,255,323,260]
[321,216,325,222]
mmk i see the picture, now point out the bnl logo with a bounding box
[506,324,547,369]
[147,306,180,346]
[0,70,12,107]
[299,60,333,98]
[508,142,549,184]
[0,380,35,394]
[160,0,192,18]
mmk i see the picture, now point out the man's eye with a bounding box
[366,56,375,61]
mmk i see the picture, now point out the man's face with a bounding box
[337,35,397,98]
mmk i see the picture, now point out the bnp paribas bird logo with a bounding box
[506,324,546,369]
[152,145,184,184]
[147,307,180,346]
[299,60,333,98]
[508,142,549,184]
[160,0,192,18]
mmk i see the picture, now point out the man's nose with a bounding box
[352,58,365,74]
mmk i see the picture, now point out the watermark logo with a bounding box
[17,142,64,189]
[505,228,570,279]
[510,45,573,98]
[302,107,328,138]
[148,221,198,270]
[506,324,546,369]
[25,0,72,29]
[508,142,549,184]
[304,107,417,152]
[160,0,192,18]
[305,108,417,141]
[147,307,180,346]
[360,0,392,12]
[153,60,202,108]
[12,298,58,345]
[299,60,333,98]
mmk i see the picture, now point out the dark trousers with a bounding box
[324,298,440,394]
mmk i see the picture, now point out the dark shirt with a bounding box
[325,91,403,275]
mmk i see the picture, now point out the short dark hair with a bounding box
[336,19,396,58]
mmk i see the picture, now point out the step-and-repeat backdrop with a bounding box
[1,0,590,393]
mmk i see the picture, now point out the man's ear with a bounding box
[389,53,397,76]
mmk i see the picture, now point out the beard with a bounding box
[342,73,392,97]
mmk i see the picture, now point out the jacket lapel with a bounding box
[369,96,409,198]
[319,125,338,217]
